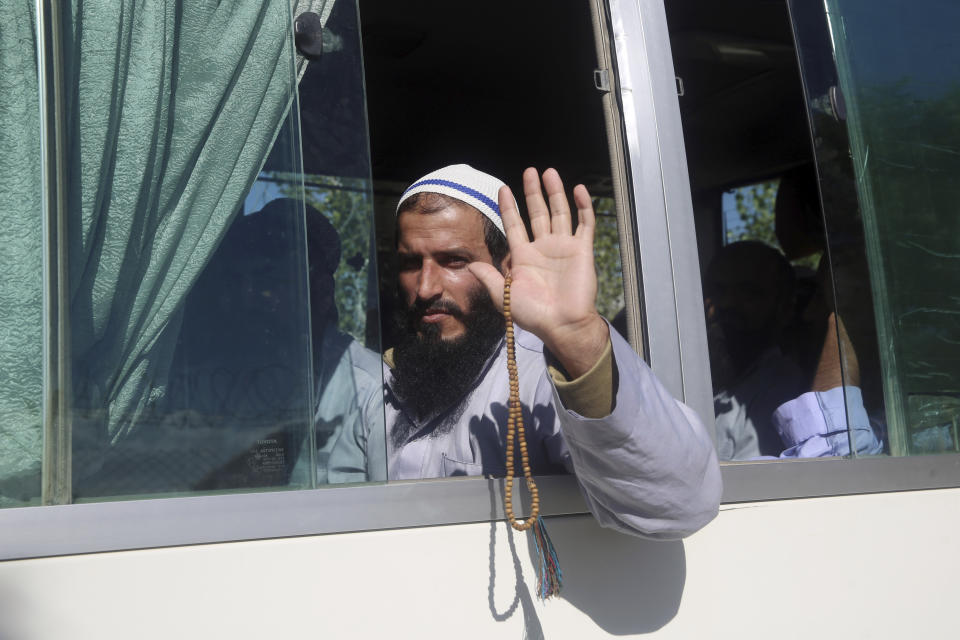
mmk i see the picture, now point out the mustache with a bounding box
[408,297,465,320]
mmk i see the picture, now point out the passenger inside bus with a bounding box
[664,0,891,460]
[74,199,314,496]
[705,241,806,459]
[704,189,882,460]
[294,199,384,485]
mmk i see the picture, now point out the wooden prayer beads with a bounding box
[503,274,540,531]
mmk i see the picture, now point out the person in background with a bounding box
[705,189,883,460]
[704,241,807,459]
[286,199,384,485]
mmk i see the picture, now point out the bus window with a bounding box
[790,0,960,457]
[666,0,884,460]
[1,0,631,507]
[669,0,960,464]
[63,3,322,500]
[0,0,391,507]
[71,0,388,499]
[358,0,626,356]
[357,0,630,479]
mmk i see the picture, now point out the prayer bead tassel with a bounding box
[502,275,562,599]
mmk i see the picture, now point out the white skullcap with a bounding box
[396,164,506,235]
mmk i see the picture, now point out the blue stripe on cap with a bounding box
[402,178,501,217]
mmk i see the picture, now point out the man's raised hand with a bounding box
[468,168,610,378]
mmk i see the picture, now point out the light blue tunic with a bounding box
[329,325,722,539]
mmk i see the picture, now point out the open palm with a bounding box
[469,168,610,378]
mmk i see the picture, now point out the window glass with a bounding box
[66,1,315,499]
[0,3,44,507]
[792,0,960,456]
[723,180,781,247]
[74,0,387,498]
[0,0,387,507]
[4,0,628,504]
[667,0,871,461]
[292,0,385,484]
[593,197,626,322]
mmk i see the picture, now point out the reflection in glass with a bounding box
[292,176,385,485]
[3,0,387,505]
[593,197,626,323]
[803,0,960,455]
[286,0,386,484]
[665,0,876,460]
[146,194,313,494]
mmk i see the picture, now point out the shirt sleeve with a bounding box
[548,325,722,540]
[548,338,614,419]
[774,386,883,458]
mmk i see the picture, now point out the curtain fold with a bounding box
[0,1,43,507]
[0,0,327,502]
[67,0,326,478]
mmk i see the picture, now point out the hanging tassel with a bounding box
[503,274,563,600]
[531,515,563,599]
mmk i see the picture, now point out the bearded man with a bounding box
[329,164,720,538]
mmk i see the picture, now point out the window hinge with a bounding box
[593,69,610,92]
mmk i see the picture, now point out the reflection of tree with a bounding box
[729,180,778,246]
[270,172,374,345]
[852,79,960,399]
[857,81,960,244]
[726,180,819,270]
[591,198,624,320]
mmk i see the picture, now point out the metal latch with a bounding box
[593,69,610,92]
[676,76,685,97]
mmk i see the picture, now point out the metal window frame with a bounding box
[6,0,960,563]
[605,0,714,427]
[37,0,72,506]
[8,452,960,561]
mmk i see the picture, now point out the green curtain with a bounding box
[0,1,43,507]
[0,0,326,503]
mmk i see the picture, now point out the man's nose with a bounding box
[417,261,443,300]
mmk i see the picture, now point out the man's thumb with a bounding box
[467,262,505,311]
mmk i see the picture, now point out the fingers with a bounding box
[516,167,592,241]
[542,168,572,236]
[523,167,551,239]
[572,184,595,242]
[498,185,529,250]
[467,262,506,311]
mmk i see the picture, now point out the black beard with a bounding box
[391,287,505,433]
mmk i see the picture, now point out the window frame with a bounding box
[6,0,960,562]
[667,0,960,491]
